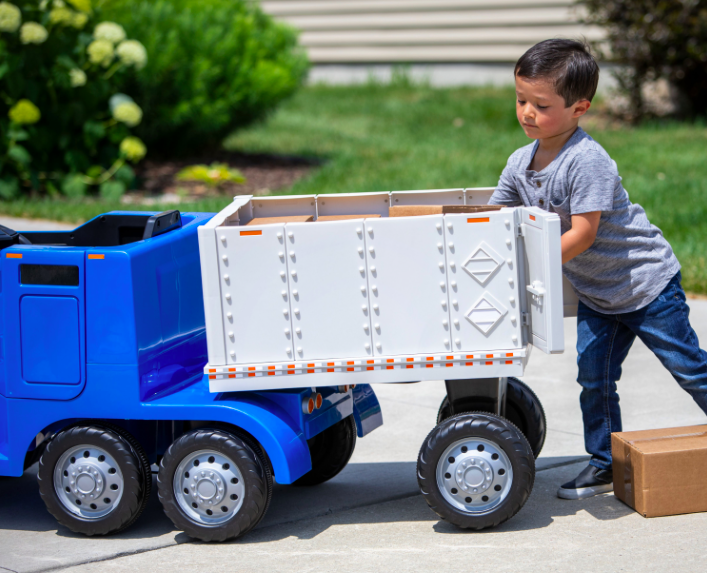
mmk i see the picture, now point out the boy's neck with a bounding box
[530,123,579,172]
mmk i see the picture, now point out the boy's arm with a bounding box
[489,156,523,206]
[562,211,600,264]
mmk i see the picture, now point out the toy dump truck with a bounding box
[0,211,382,542]
[0,186,573,540]
[197,187,571,530]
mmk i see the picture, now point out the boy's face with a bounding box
[515,75,590,140]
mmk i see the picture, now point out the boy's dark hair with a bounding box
[515,39,599,107]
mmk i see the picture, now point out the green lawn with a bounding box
[2,84,706,293]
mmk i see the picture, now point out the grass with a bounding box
[2,83,706,293]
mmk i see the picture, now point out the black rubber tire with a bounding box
[37,425,151,536]
[292,415,357,486]
[417,412,535,530]
[157,429,272,542]
[437,377,547,458]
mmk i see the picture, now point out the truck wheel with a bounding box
[437,377,547,458]
[417,412,534,530]
[37,425,151,536]
[292,415,357,486]
[158,429,272,542]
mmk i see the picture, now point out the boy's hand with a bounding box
[561,212,601,264]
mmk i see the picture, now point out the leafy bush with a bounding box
[582,0,707,120]
[0,0,148,198]
[103,0,309,155]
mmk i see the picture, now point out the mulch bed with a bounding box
[123,150,321,204]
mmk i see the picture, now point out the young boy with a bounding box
[489,39,707,500]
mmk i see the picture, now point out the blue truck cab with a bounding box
[0,212,382,541]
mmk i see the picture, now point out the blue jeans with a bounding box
[576,272,707,469]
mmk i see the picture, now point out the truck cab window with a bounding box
[20,264,79,286]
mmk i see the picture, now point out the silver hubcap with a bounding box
[436,437,513,514]
[174,449,244,526]
[54,445,124,519]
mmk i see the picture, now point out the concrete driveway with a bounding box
[1,216,706,572]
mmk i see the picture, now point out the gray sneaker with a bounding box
[557,464,613,500]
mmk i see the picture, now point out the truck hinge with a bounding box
[521,312,531,326]
[515,224,524,238]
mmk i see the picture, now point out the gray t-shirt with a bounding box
[489,127,680,314]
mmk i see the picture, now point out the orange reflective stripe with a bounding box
[240,230,262,236]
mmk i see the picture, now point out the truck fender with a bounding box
[351,384,383,438]
[210,393,311,484]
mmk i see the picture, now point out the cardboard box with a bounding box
[245,215,314,226]
[612,425,707,517]
[316,214,381,221]
[389,204,504,217]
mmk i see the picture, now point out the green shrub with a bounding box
[103,0,309,155]
[0,0,148,198]
[581,0,707,119]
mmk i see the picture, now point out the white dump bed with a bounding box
[198,188,567,392]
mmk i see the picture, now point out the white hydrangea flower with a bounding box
[94,21,126,44]
[48,7,73,25]
[87,39,114,66]
[120,137,147,162]
[69,68,86,87]
[71,12,87,29]
[20,22,49,44]
[0,2,21,33]
[116,40,147,69]
[113,101,142,127]
[8,99,41,124]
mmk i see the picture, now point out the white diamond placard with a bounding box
[465,291,508,335]
[462,241,503,285]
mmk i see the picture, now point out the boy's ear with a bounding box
[572,99,591,118]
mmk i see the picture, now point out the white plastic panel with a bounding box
[519,207,564,354]
[251,195,317,219]
[285,220,374,360]
[464,187,495,205]
[216,224,294,364]
[197,226,226,366]
[316,192,390,217]
[204,195,253,228]
[389,188,464,206]
[444,212,523,352]
[364,215,452,356]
